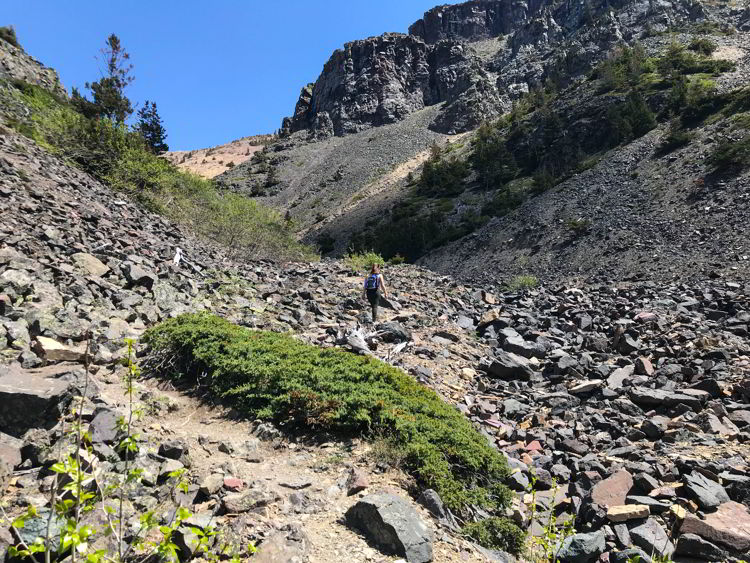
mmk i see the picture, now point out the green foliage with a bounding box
[688,37,717,56]
[595,43,651,92]
[505,275,539,291]
[134,100,168,154]
[708,134,750,174]
[471,122,519,189]
[72,34,135,123]
[565,217,591,233]
[462,517,526,554]
[346,251,384,274]
[143,313,517,517]
[3,79,312,261]
[606,90,657,146]
[418,143,469,197]
[0,25,20,48]
[657,41,734,78]
[657,120,694,154]
[388,253,406,265]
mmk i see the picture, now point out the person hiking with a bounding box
[362,263,387,322]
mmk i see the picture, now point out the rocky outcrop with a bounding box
[280,0,713,139]
[0,36,65,97]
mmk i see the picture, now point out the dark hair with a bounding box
[370,264,380,274]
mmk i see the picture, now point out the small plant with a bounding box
[226,160,235,168]
[388,254,406,265]
[688,37,717,56]
[565,217,592,233]
[657,120,694,154]
[505,275,539,292]
[462,517,526,554]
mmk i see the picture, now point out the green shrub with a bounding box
[471,122,519,189]
[594,43,651,92]
[565,217,591,233]
[143,313,518,523]
[505,275,539,291]
[606,90,657,146]
[419,144,469,197]
[462,517,526,553]
[388,254,406,265]
[708,134,750,174]
[688,38,717,56]
[346,251,385,273]
[657,120,694,154]
[657,42,734,77]
[0,26,20,48]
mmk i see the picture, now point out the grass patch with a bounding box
[2,79,312,261]
[708,134,750,174]
[142,313,519,529]
[505,275,539,291]
[462,517,526,553]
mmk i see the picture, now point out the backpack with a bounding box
[365,274,379,290]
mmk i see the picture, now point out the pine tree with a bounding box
[135,101,169,154]
[73,34,134,123]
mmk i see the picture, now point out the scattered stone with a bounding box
[346,494,433,563]
[345,467,369,496]
[557,530,606,563]
[683,472,730,510]
[630,517,674,558]
[590,470,633,508]
[680,501,750,551]
[606,504,650,523]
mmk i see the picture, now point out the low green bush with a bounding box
[142,313,518,528]
[418,144,469,197]
[688,37,717,56]
[462,517,526,553]
[708,134,750,173]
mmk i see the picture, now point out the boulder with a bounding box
[0,365,74,437]
[606,504,650,523]
[89,408,120,444]
[71,253,109,277]
[590,470,633,508]
[557,530,606,563]
[683,472,730,510]
[223,482,280,513]
[674,533,726,561]
[486,351,535,381]
[346,493,433,563]
[122,262,157,290]
[33,336,86,363]
[680,501,750,551]
[630,518,674,558]
[345,467,369,496]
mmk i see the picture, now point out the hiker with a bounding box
[362,263,388,322]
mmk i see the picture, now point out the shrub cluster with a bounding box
[3,80,312,261]
[0,25,20,48]
[418,143,469,197]
[142,313,520,530]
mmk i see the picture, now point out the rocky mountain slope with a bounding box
[162,134,275,179]
[217,0,750,285]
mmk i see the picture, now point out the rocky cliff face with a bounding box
[280,0,711,138]
[0,36,65,98]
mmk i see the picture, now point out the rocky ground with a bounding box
[2,117,750,562]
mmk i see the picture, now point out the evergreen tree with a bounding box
[135,101,169,154]
[73,34,134,123]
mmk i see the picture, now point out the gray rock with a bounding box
[0,432,22,487]
[630,518,674,558]
[674,533,726,561]
[683,472,730,510]
[557,530,606,563]
[0,365,74,437]
[609,548,651,563]
[122,262,157,290]
[223,482,280,513]
[486,351,534,381]
[346,493,433,563]
[89,407,120,444]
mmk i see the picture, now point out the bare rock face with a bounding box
[0,36,66,98]
[279,0,711,140]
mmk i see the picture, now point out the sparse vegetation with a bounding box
[462,517,526,554]
[3,80,312,261]
[142,313,520,528]
[688,37,717,56]
[565,217,592,233]
[346,251,385,274]
[505,275,539,291]
[0,25,20,48]
[418,143,469,197]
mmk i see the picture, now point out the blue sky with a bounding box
[5,1,461,150]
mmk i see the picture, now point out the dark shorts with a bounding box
[366,289,379,306]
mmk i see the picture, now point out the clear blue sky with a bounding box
[5,1,461,150]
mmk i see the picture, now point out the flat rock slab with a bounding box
[680,501,750,552]
[346,493,433,563]
[591,470,633,508]
[33,336,86,363]
[607,504,650,523]
[0,364,74,437]
[630,517,674,558]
